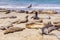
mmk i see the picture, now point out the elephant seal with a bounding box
[4,27,25,34]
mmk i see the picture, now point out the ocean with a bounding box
[0,0,60,5]
[0,0,60,11]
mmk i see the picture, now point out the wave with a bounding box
[0,5,60,12]
[0,5,60,9]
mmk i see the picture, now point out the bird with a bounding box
[27,4,32,8]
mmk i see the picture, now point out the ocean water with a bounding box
[0,0,60,11]
[0,0,60,5]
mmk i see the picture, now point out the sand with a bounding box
[0,12,60,40]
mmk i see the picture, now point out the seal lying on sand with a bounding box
[26,22,45,29]
[4,27,25,34]
[5,10,11,14]
[0,23,13,30]
[26,22,55,34]
[43,10,57,14]
[42,21,60,35]
[0,16,17,19]
[17,16,28,24]
[26,21,60,35]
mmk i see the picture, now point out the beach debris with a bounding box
[4,27,25,34]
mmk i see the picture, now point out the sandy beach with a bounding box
[0,9,60,40]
